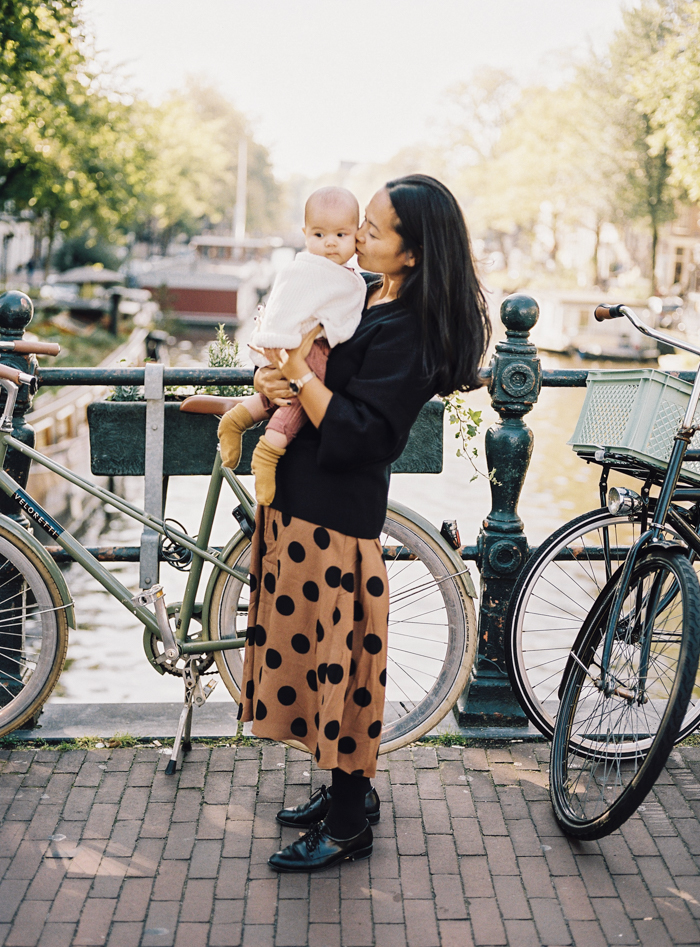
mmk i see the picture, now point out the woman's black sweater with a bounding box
[271,282,436,539]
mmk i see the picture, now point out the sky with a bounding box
[82,0,631,180]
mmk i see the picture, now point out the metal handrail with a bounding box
[41,365,692,389]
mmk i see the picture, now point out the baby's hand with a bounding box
[261,347,284,369]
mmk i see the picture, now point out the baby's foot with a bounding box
[218,404,255,468]
[251,436,286,505]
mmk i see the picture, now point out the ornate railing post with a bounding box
[0,291,39,709]
[458,293,541,727]
[0,291,37,526]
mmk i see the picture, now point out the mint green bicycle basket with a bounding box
[569,368,700,485]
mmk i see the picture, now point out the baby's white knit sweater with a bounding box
[248,251,365,366]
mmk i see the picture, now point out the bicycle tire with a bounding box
[0,526,69,737]
[506,507,700,744]
[550,547,700,840]
[208,506,477,753]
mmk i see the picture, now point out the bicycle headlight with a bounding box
[607,487,642,516]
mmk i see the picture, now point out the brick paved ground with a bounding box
[2,742,700,947]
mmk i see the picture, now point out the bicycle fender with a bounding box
[387,499,477,598]
[201,528,249,639]
[0,513,76,628]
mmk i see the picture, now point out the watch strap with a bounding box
[290,370,316,393]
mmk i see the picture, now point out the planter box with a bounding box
[87,399,444,477]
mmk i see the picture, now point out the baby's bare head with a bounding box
[303,187,359,265]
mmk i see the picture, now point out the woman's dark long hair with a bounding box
[386,174,491,395]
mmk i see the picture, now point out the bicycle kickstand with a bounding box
[166,657,217,776]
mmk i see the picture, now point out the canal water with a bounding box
[50,329,624,706]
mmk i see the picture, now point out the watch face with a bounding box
[289,381,301,394]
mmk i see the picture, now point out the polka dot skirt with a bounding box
[238,506,389,777]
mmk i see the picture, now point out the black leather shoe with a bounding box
[268,821,373,873]
[276,785,381,827]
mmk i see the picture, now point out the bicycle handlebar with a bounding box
[594,304,625,321]
[595,303,700,360]
[0,341,61,356]
[0,364,35,386]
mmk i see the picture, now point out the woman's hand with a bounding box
[263,325,322,381]
[254,365,295,407]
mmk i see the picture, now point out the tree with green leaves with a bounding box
[626,1,700,204]
[581,2,679,293]
[1,1,153,273]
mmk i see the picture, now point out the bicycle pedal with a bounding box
[193,678,217,707]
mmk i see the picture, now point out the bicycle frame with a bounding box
[0,416,253,656]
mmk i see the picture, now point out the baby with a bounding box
[217,186,366,505]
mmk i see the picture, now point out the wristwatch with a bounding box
[289,370,316,394]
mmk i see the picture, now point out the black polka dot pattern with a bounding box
[363,634,382,654]
[276,595,295,616]
[367,576,384,597]
[292,634,310,654]
[238,507,389,779]
[314,527,330,549]
[265,649,281,669]
[303,581,319,602]
[288,541,305,563]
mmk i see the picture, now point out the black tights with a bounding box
[324,768,371,839]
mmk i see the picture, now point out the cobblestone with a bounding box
[0,742,699,944]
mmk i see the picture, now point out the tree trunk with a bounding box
[650,216,659,296]
[593,219,602,286]
[550,213,559,266]
[43,215,57,282]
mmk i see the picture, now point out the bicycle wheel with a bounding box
[0,526,69,737]
[208,507,476,752]
[550,547,700,840]
[506,507,700,743]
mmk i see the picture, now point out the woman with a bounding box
[240,174,491,873]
